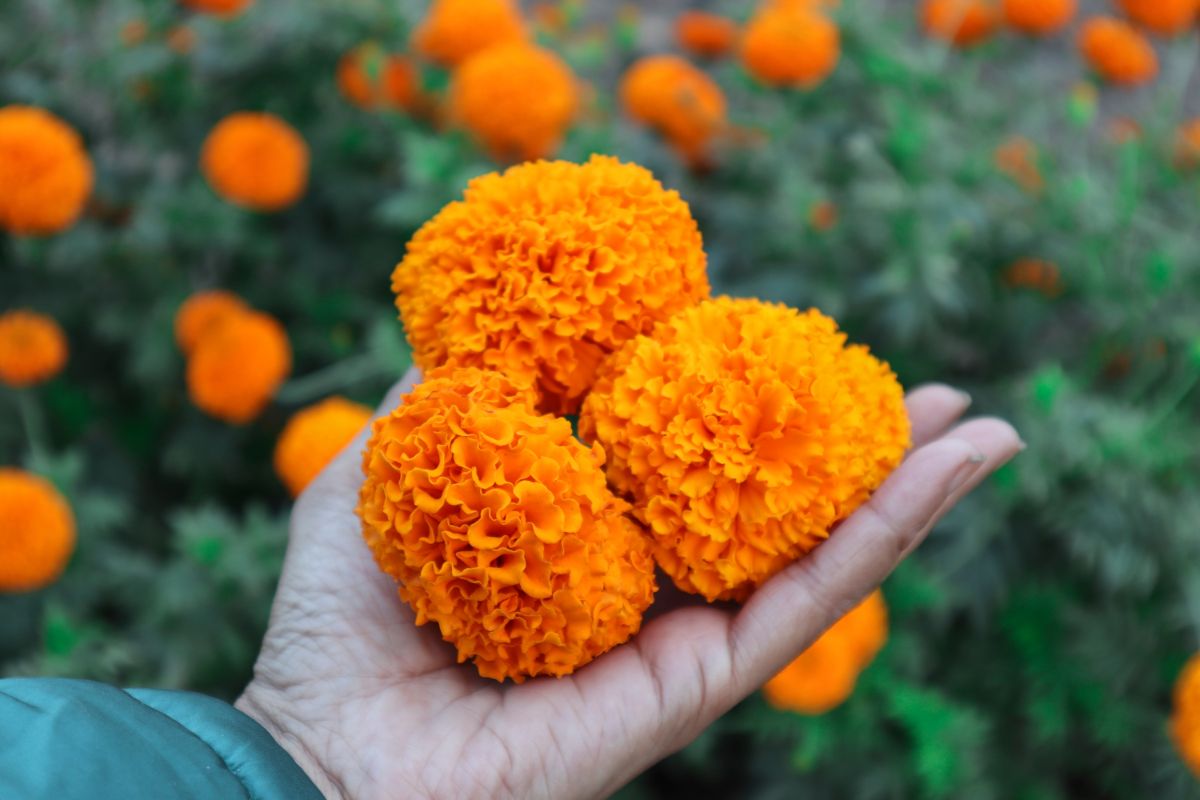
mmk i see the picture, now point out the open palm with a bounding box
[236,368,1021,800]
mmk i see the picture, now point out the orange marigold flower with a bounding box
[357,366,657,682]
[121,19,148,46]
[275,396,372,497]
[921,0,1000,47]
[174,290,248,355]
[1078,17,1158,86]
[392,155,710,415]
[0,310,68,388]
[994,135,1044,194]
[741,6,840,88]
[201,112,309,212]
[449,42,577,162]
[412,0,527,67]
[0,106,94,236]
[167,25,197,54]
[1002,0,1076,35]
[763,590,888,714]
[1107,116,1142,144]
[1172,653,1200,778]
[580,298,910,602]
[676,11,739,59]
[1002,258,1062,297]
[0,468,76,592]
[181,0,251,17]
[1117,0,1198,37]
[186,310,291,423]
[809,200,838,231]
[337,43,420,112]
[1174,119,1200,169]
[620,56,727,166]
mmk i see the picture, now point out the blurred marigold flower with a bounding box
[0,310,68,388]
[994,136,1044,194]
[357,366,657,682]
[1107,116,1142,144]
[1116,0,1198,37]
[167,25,196,54]
[580,298,911,602]
[0,468,76,593]
[620,55,727,167]
[0,106,94,236]
[675,11,739,59]
[274,396,372,497]
[337,44,420,113]
[1172,653,1200,778]
[392,155,710,414]
[1003,259,1062,297]
[201,112,309,212]
[763,590,888,713]
[1078,17,1158,86]
[412,0,527,67]
[186,310,291,423]
[1174,119,1200,169]
[449,42,577,162]
[181,0,252,17]
[1002,0,1076,36]
[808,200,838,231]
[174,290,248,356]
[121,19,148,46]
[741,5,840,88]
[921,0,1000,47]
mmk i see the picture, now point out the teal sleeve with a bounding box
[0,677,323,799]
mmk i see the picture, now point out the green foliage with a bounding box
[3,0,1200,797]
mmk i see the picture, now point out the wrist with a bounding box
[236,681,349,800]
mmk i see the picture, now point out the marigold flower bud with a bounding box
[0,469,76,592]
[0,310,68,388]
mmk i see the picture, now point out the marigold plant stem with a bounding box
[16,391,47,462]
[275,353,387,405]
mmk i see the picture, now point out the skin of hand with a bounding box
[236,368,1022,800]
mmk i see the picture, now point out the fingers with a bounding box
[727,416,1022,691]
[905,384,973,448]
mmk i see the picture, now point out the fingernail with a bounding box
[1017,439,1028,452]
[956,390,973,409]
[948,451,987,493]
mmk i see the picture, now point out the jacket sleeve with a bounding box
[0,677,323,799]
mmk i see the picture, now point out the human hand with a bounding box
[237,368,1021,800]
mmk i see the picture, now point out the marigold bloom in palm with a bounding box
[186,310,291,423]
[0,469,75,592]
[181,0,251,16]
[675,11,739,59]
[763,590,888,713]
[994,136,1044,194]
[620,56,727,166]
[449,43,577,162]
[920,0,999,47]
[1172,653,1200,778]
[1078,17,1158,86]
[0,106,94,236]
[412,0,527,67]
[357,367,657,682]
[1117,0,1198,37]
[1002,0,1076,36]
[741,6,840,88]
[392,155,710,414]
[1003,259,1062,297]
[201,112,309,212]
[580,298,910,602]
[0,310,68,388]
[174,290,248,355]
[274,396,372,497]
[337,44,419,112]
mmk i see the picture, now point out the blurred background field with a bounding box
[3,0,1200,797]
